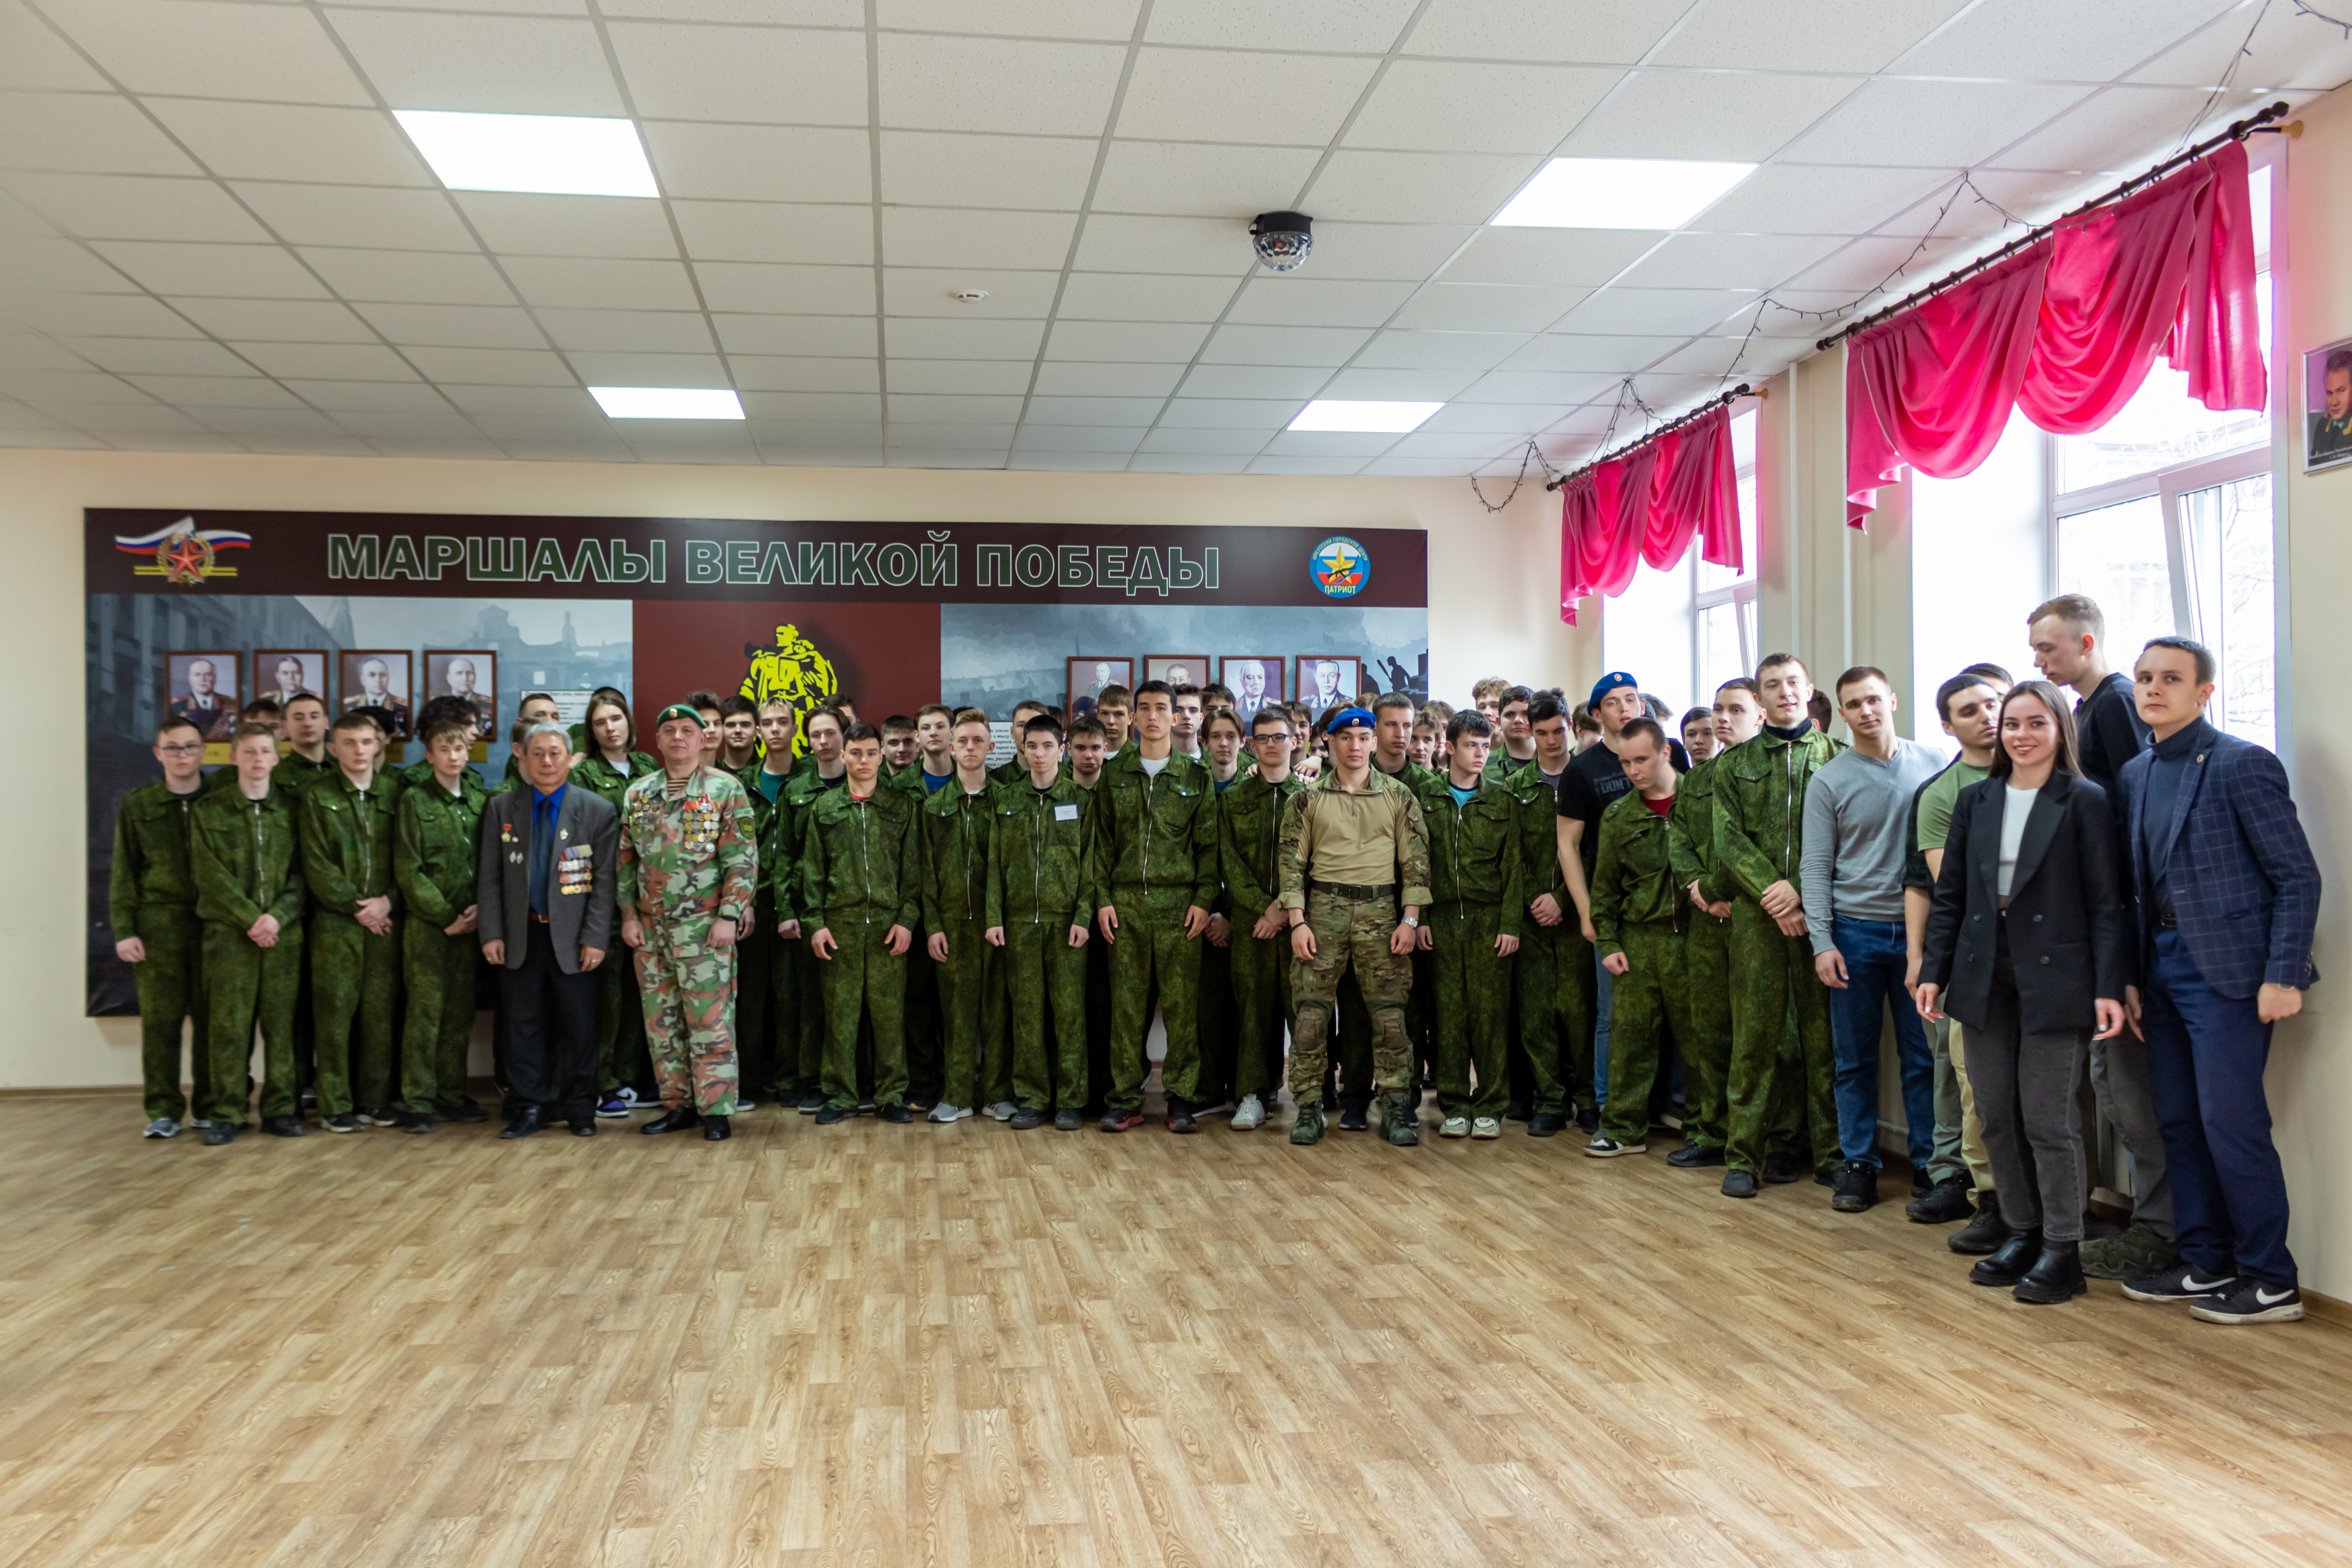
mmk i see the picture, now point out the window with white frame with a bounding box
[1600,406,1759,717]
[1912,150,2279,753]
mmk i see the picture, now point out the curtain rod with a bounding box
[1814,99,2291,352]
[1544,384,1750,493]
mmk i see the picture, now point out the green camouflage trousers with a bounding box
[1288,889,1413,1108]
[596,945,652,1095]
[1680,910,1733,1151]
[1514,919,1595,1116]
[1227,914,1292,1103]
[311,910,401,1115]
[203,920,303,1125]
[1105,886,1203,1112]
[1600,921,1693,1146]
[400,917,477,1114]
[633,913,740,1115]
[936,916,1008,1109]
[132,904,211,1121]
[1430,902,1511,1121]
[818,920,907,1110]
[1725,898,1836,1176]
[1001,922,1089,1110]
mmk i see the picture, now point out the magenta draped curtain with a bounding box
[1558,402,1740,625]
[1845,142,2266,526]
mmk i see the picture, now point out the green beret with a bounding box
[653,703,705,727]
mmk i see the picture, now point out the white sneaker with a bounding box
[188,1117,211,1129]
[984,1101,1017,1122]
[1231,1094,1265,1130]
[929,1103,973,1123]
[1471,1117,1502,1140]
[142,1117,180,1139]
[1439,1115,1469,1138]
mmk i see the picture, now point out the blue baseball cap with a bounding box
[1326,707,1376,734]
[1589,671,1640,710]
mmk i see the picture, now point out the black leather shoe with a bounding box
[1528,1110,1567,1138]
[1502,1098,1532,1123]
[1721,1169,1759,1199]
[2014,1240,2086,1304]
[1010,1107,1045,1130]
[1338,1101,1370,1132]
[1167,1098,1198,1134]
[815,1104,850,1124]
[1949,1195,2015,1255]
[1053,1108,1083,1131]
[1971,1228,2045,1287]
[1906,1173,1976,1224]
[400,1110,433,1134]
[499,1106,544,1139]
[202,1123,234,1146]
[641,1107,702,1135]
[1761,1151,1801,1184]
[1575,1106,1601,1134]
[569,1116,596,1137]
[703,1114,732,1141]
[1667,1141,1726,1168]
[880,1104,914,1124]
[264,1115,306,1138]
[439,1099,490,1124]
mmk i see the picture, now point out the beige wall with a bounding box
[14,448,1586,1094]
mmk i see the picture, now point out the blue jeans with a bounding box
[1826,916,1936,1169]
[1592,950,1614,1107]
[2143,928,2296,1287]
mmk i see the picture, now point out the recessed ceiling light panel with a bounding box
[1491,158,1756,230]
[590,386,744,420]
[395,110,659,198]
[1288,400,1442,433]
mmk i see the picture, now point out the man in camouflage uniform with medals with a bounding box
[617,703,758,1141]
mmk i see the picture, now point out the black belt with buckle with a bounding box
[1309,878,1395,900]
[528,910,550,924]
[2156,910,2179,930]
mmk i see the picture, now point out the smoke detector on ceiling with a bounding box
[950,289,989,302]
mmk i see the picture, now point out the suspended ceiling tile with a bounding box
[1689,163,1956,238]
[607,21,870,124]
[0,92,201,176]
[147,99,435,186]
[0,0,111,92]
[1022,395,1164,424]
[1344,61,1623,154]
[689,260,875,315]
[674,199,873,265]
[122,372,298,406]
[1091,141,1322,218]
[1137,427,1272,454]
[729,355,880,394]
[1056,271,1236,323]
[1558,71,1866,163]
[717,316,877,356]
[1391,283,1589,334]
[534,307,713,353]
[1145,0,1421,54]
[1622,232,1844,291]
[1438,228,1660,289]
[1404,0,1686,65]
[1198,322,1372,364]
[228,183,477,252]
[1552,286,1759,337]
[1031,360,1185,397]
[880,207,1075,271]
[561,350,728,384]
[877,130,1097,209]
[229,341,419,381]
[1983,84,2255,175]
[1307,222,1483,286]
[1177,362,1331,399]
[883,267,1061,318]
[454,192,681,259]
[324,8,626,116]
[1892,0,2238,81]
[352,302,546,347]
[0,173,272,244]
[1153,396,1299,428]
[282,378,452,413]
[1498,333,1686,373]
[60,335,255,376]
[57,0,373,104]
[1070,214,1250,276]
[91,240,330,298]
[1116,49,1378,146]
[876,33,1126,137]
[301,247,530,305]
[397,345,579,384]
[1350,328,1530,370]
[884,358,1033,395]
[1314,364,1481,400]
[644,122,874,203]
[1654,0,1969,72]
[886,316,1047,358]
[1777,79,2095,169]
[735,390,883,422]
[886,391,1025,422]
[1225,275,1417,329]
[877,0,1139,40]
[1011,425,1149,452]
[1042,318,1212,361]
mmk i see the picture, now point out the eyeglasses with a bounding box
[155,743,205,756]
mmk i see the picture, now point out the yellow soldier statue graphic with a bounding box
[739,623,839,759]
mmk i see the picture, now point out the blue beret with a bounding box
[1589,671,1639,710]
[1326,707,1376,733]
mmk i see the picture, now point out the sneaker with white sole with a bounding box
[2189,1278,2303,1325]
[1584,1135,1647,1157]
[188,1118,211,1129]
[2121,1261,2237,1302]
[983,1101,1017,1122]
[1439,1115,1469,1138]
[929,1103,973,1123]
[1231,1094,1266,1130]
[595,1093,630,1118]
[1470,1117,1501,1139]
[142,1117,180,1139]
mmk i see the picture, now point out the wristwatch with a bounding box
[1402,915,1419,928]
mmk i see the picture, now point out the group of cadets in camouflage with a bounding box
[112,658,1887,1194]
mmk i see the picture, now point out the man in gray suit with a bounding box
[479,720,620,1137]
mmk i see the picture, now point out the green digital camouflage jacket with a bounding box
[297,769,401,917]
[1710,727,1848,904]
[1408,769,1525,933]
[1215,770,1309,921]
[189,784,307,932]
[1667,757,1727,905]
[984,774,1094,931]
[393,772,489,928]
[799,781,922,932]
[1087,747,1219,911]
[1591,790,1685,955]
[919,776,997,927]
[109,781,203,939]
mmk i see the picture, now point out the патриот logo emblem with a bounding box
[1310,535,1369,599]
[114,516,253,585]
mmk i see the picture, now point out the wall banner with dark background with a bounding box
[88,509,1428,1014]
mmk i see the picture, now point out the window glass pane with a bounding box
[1909,410,2045,747]
[2055,273,2271,492]
[1605,548,1695,714]
[1698,600,1749,700]
[2059,495,2175,672]
[2183,472,2275,751]
[1699,410,1759,593]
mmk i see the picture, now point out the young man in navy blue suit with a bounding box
[2114,637,2321,1325]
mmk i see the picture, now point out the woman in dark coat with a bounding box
[1918,681,2132,1304]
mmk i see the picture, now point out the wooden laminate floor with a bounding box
[3,1089,2348,1568]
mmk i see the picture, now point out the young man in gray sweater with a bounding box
[1800,667,1946,1214]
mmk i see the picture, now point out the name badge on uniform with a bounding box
[1054,803,1080,822]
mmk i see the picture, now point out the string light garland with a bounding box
[1543,382,1750,493]
[2294,1,2352,36]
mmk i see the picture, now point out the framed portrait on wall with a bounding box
[1221,657,1284,724]
[339,649,413,740]
[255,650,325,713]
[1297,655,1360,718]
[2306,334,2352,474]
[1144,654,1207,690]
[1067,657,1132,719]
[163,650,240,749]
[425,650,497,740]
